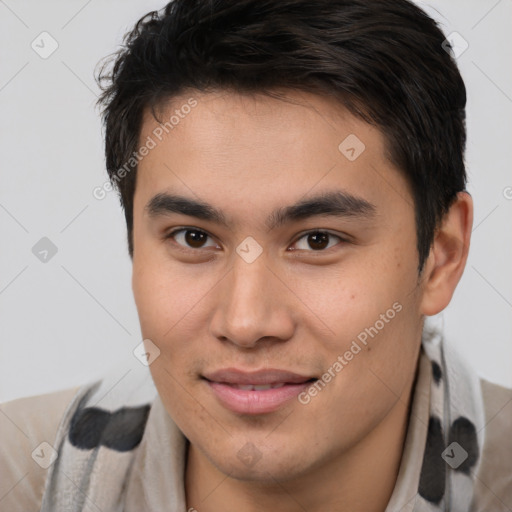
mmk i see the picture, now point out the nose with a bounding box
[209,251,295,349]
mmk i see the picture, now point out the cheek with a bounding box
[132,259,217,371]
[305,254,419,376]
[293,267,397,346]
[148,359,205,439]
[132,258,187,341]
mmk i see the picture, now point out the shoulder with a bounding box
[0,386,82,511]
[472,376,512,511]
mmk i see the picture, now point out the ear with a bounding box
[419,191,473,316]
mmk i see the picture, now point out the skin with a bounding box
[131,89,473,512]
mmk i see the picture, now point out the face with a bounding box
[132,89,425,482]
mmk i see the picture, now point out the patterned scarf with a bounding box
[40,326,485,511]
[386,326,486,511]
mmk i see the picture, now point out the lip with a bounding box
[202,368,315,386]
[205,379,316,414]
[202,368,317,415]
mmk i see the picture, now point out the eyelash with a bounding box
[164,227,347,254]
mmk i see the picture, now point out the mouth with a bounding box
[202,367,317,385]
[203,378,317,390]
[202,376,318,414]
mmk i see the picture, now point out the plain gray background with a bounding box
[0,0,511,403]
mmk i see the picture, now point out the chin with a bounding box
[208,446,312,484]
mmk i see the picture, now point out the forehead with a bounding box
[140,89,383,154]
[135,89,412,224]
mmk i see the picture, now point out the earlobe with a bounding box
[419,192,473,316]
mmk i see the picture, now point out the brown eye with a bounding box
[166,228,218,251]
[183,229,208,248]
[307,232,329,250]
[292,231,344,252]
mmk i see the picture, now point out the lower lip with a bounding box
[205,379,315,414]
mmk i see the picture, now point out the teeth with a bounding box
[231,383,286,391]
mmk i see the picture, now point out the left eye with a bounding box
[291,231,344,252]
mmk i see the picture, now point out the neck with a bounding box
[185,362,418,512]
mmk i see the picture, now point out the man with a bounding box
[1,0,511,511]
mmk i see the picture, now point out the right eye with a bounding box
[165,227,220,252]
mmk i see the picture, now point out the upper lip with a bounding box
[203,368,315,385]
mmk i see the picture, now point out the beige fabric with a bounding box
[472,378,512,511]
[385,347,431,512]
[0,386,80,512]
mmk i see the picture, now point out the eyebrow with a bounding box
[145,190,377,231]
